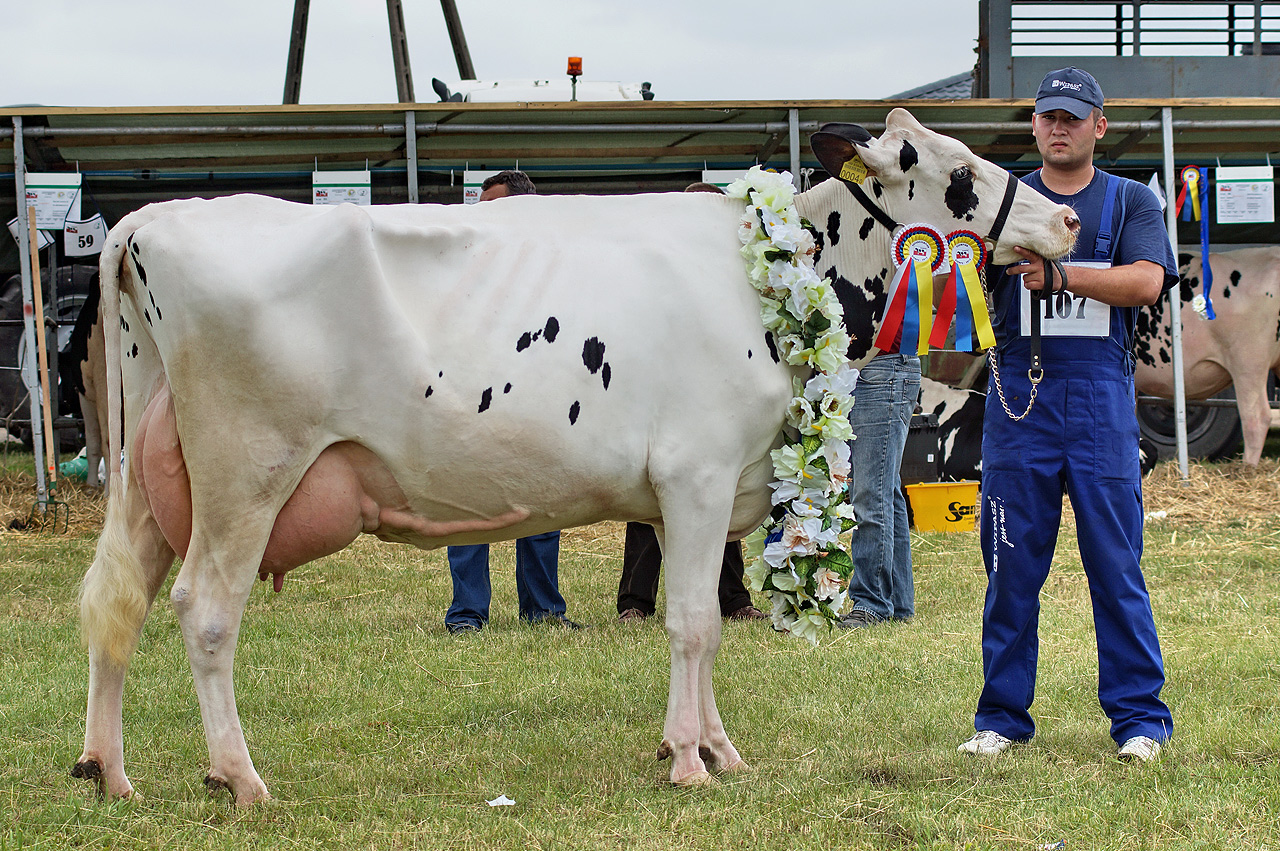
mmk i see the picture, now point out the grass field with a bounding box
[1,451,1278,850]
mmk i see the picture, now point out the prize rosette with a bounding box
[891,224,948,273]
[877,224,945,355]
[930,229,995,352]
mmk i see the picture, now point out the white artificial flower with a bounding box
[1192,293,1208,319]
[814,567,844,601]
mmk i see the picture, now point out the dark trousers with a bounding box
[616,522,752,616]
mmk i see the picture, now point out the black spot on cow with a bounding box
[439,370,444,377]
[812,228,826,259]
[478,387,492,413]
[1177,252,1194,269]
[425,386,433,398]
[826,211,841,247]
[544,317,560,342]
[1183,277,1198,303]
[945,171,979,221]
[899,140,918,173]
[871,180,884,199]
[908,180,915,201]
[582,337,606,374]
[765,331,779,363]
[1223,285,1232,299]
[130,343,138,358]
[569,401,580,424]
[858,217,875,241]
[144,309,151,326]
[602,363,611,390]
[1159,347,1171,364]
[517,332,532,352]
[120,317,129,332]
[1230,270,1242,287]
[504,383,512,393]
[747,349,753,359]
[132,257,147,286]
[829,266,888,363]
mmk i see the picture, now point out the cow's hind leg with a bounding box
[76,481,177,798]
[656,481,744,785]
[169,514,280,807]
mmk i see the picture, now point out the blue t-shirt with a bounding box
[989,168,1178,357]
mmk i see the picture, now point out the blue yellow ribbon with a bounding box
[930,231,994,351]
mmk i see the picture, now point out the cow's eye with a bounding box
[952,165,972,182]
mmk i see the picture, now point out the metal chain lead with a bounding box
[981,263,1042,422]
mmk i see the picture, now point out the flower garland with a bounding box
[725,166,859,644]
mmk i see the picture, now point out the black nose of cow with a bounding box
[1065,214,1081,234]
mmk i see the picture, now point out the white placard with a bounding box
[1019,261,1111,338]
[63,214,108,257]
[25,173,82,229]
[1215,165,1274,224]
[463,170,500,205]
[702,169,748,190]
[313,170,372,206]
[7,216,53,250]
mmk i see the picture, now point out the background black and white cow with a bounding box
[1135,246,1280,465]
[75,108,1077,806]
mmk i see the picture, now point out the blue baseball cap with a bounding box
[1035,67,1104,118]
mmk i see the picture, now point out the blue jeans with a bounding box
[846,353,921,621]
[445,531,565,628]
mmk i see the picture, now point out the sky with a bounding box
[1,1,981,108]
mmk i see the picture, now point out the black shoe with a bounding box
[835,609,879,629]
[534,613,585,630]
[446,621,483,634]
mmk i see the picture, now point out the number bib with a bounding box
[1019,260,1112,337]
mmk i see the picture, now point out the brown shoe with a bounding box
[618,608,649,623]
[726,605,768,621]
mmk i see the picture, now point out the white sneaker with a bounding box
[1118,736,1162,763]
[958,730,1013,755]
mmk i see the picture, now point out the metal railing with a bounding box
[1010,1,1279,56]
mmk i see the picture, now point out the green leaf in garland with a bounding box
[800,434,824,456]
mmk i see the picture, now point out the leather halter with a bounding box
[843,167,1021,246]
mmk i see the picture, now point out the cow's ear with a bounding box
[811,123,878,184]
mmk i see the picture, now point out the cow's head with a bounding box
[811,108,1078,264]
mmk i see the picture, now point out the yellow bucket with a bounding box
[904,482,980,532]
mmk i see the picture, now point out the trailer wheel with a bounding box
[1136,389,1243,462]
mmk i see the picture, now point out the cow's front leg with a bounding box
[171,529,273,806]
[655,500,738,786]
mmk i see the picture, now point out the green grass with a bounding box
[1,466,1279,849]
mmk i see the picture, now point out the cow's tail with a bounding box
[79,212,150,667]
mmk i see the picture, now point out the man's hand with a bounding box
[1011,246,1052,292]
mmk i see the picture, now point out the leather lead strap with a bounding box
[845,181,899,233]
[986,172,1020,245]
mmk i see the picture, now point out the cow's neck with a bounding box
[796,178,899,364]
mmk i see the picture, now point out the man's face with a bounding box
[478,183,511,202]
[1032,109,1106,170]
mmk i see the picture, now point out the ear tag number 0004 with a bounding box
[839,156,868,184]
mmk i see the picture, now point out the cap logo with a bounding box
[1052,79,1083,92]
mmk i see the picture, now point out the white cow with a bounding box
[74,108,1077,805]
[1134,246,1280,464]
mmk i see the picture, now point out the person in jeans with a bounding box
[837,352,920,628]
[444,170,581,633]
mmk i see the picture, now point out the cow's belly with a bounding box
[133,386,533,589]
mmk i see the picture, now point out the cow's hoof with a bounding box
[671,769,714,787]
[719,758,752,775]
[72,759,133,799]
[656,741,673,761]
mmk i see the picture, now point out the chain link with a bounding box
[981,263,1042,422]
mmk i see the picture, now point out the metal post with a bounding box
[387,0,415,103]
[11,118,49,502]
[1161,106,1189,481]
[439,0,476,80]
[405,111,419,203]
[283,0,310,104]
[788,108,800,189]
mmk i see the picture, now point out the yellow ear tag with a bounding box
[839,156,869,184]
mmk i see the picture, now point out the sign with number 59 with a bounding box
[64,214,108,257]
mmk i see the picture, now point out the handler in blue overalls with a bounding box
[958,67,1176,762]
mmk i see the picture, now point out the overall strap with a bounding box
[1093,171,1120,262]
